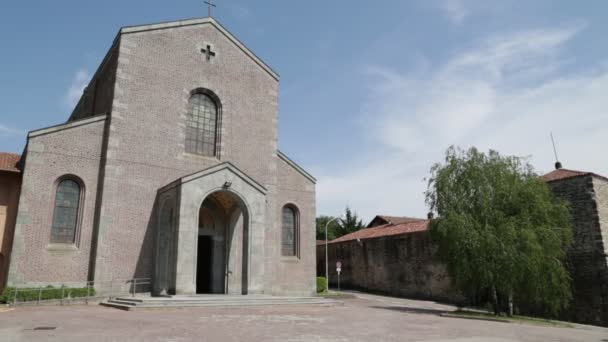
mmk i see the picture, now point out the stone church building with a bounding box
[6,17,317,296]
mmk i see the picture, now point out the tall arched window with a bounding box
[50,178,82,244]
[186,92,218,157]
[281,205,299,257]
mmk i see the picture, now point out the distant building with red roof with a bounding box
[0,152,22,290]
[331,219,429,244]
[542,167,608,183]
[366,215,425,228]
[0,153,21,173]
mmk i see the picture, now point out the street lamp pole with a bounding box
[325,216,340,291]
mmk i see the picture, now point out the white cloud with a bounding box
[65,69,90,108]
[0,124,24,137]
[317,24,608,222]
[439,0,469,24]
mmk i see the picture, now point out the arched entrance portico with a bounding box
[154,162,267,296]
[196,190,249,294]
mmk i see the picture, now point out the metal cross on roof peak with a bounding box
[204,0,217,18]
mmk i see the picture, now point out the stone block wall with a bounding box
[547,175,608,326]
[317,232,461,303]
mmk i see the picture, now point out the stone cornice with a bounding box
[158,161,268,195]
[277,150,316,184]
[28,114,108,139]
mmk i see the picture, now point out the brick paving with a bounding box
[0,293,606,342]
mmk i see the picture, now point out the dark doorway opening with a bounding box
[196,236,213,294]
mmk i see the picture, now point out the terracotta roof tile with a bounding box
[377,215,422,225]
[367,215,423,228]
[330,219,429,244]
[542,168,608,182]
[0,153,21,173]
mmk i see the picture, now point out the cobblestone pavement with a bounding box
[0,292,607,342]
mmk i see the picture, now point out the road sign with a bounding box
[336,261,342,291]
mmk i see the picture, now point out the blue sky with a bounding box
[1,1,607,221]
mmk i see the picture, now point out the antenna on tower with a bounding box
[550,132,562,170]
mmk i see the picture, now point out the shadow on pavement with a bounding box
[369,305,451,316]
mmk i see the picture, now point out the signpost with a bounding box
[336,261,342,291]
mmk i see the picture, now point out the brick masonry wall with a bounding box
[548,175,608,326]
[8,118,106,286]
[0,171,21,290]
[9,19,316,295]
[70,44,119,121]
[271,156,316,296]
[317,232,462,303]
[89,21,315,296]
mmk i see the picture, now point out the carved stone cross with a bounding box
[201,45,216,61]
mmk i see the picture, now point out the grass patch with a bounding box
[444,310,574,328]
[316,277,328,293]
[0,286,95,304]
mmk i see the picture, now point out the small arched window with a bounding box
[50,178,83,244]
[186,92,218,157]
[281,205,299,257]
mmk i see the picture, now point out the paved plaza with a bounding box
[0,293,606,342]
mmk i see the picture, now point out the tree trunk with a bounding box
[491,286,500,315]
[508,291,514,317]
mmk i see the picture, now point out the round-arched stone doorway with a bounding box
[196,190,249,294]
[154,162,267,296]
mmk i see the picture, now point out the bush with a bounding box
[316,277,328,293]
[0,286,95,304]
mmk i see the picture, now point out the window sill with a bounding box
[182,152,220,162]
[46,244,78,252]
[280,256,300,263]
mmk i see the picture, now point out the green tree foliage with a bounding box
[316,216,341,241]
[316,207,366,241]
[338,206,365,237]
[425,146,573,316]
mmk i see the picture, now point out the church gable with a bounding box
[119,17,279,81]
[106,16,280,186]
[159,162,267,196]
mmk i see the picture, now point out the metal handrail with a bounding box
[8,277,152,306]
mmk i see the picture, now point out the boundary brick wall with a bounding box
[317,232,462,303]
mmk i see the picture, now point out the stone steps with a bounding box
[101,295,342,311]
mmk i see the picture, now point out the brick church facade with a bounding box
[6,17,317,296]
